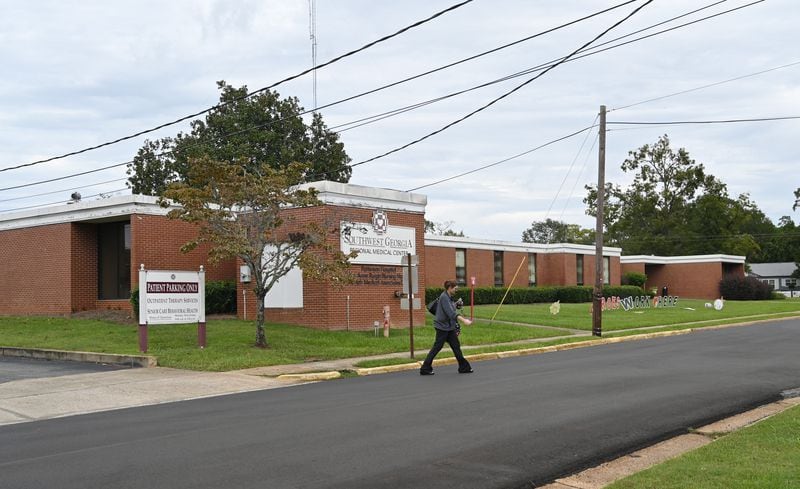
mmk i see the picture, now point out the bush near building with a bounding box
[426,285,647,305]
[719,276,772,300]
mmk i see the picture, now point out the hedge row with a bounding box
[425,285,647,305]
[130,280,237,318]
[719,276,772,300]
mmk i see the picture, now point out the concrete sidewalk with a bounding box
[0,367,299,426]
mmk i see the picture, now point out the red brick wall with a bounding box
[71,223,97,312]
[237,205,426,330]
[644,262,722,299]
[0,224,73,315]
[504,252,529,287]
[130,214,234,283]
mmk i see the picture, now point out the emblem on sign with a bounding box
[372,210,388,235]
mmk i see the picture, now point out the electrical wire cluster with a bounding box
[1,0,792,217]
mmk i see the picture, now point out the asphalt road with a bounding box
[0,356,123,383]
[2,319,799,489]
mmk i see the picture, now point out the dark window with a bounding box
[576,255,584,285]
[98,222,131,300]
[455,249,467,286]
[528,253,537,286]
[494,251,504,287]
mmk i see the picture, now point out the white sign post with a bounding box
[137,265,206,353]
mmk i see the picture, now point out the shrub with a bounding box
[771,291,787,300]
[719,276,772,300]
[130,280,237,319]
[603,285,648,298]
[622,271,647,288]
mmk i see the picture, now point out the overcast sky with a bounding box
[1,0,798,242]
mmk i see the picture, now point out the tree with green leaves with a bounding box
[128,81,351,195]
[585,135,773,259]
[162,157,355,348]
[521,218,594,244]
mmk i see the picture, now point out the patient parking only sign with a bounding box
[139,267,205,324]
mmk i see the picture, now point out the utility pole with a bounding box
[592,105,606,337]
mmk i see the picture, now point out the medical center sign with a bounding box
[340,210,416,265]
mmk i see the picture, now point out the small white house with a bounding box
[748,262,799,297]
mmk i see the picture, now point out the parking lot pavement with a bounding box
[0,356,125,384]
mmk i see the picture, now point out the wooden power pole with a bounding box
[592,105,606,337]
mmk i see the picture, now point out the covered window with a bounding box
[98,221,131,300]
[576,255,584,285]
[494,251,504,287]
[603,256,611,285]
[528,253,537,286]
[455,249,467,286]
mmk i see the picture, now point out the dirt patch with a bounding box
[71,310,135,325]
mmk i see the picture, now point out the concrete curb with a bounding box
[0,346,156,368]
[276,371,342,381]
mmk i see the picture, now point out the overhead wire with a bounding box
[406,125,597,192]
[0,177,128,204]
[608,115,800,126]
[1,0,766,195]
[0,0,475,173]
[348,0,655,172]
[0,188,130,213]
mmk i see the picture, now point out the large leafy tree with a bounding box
[128,81,351,195]
[162,157,354,348]
[521,218,594,244]
[585,135,773,259]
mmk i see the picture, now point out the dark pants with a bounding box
[420,328,472,373]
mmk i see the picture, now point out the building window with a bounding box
[786,278,797,288]
[98,221,131,300]
[494,251,504,287]
[576,255,584,285]
[604,256,610,285]
[455,249,467,286]
[763,279,776,289]
[528,253,537,286]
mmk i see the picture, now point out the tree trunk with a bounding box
[255,291,268,348]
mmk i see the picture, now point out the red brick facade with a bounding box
[0,189,746,324]
[426,244,622,289]
[237,204,426,330]
[621,260,745,299]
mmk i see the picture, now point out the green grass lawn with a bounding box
[0,315,564,371]
[472,299,800,331]
[2,299,799,371]
[607,405,800,489]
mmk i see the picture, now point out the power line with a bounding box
[610,59,800,113]
[608,115,800,126]
[1,0,761,194]
[0,177,128,203]
[351,0,654,171]
[406,125,596,192]
[0,161,128,192]
[0,0,474,173]
[0,188,130,213]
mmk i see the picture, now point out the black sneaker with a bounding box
[420,371,435,376]
[459,369,474,374]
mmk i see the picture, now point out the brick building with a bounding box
[0,181,745,328]
[620,254,745,299]
[424,236,622,288]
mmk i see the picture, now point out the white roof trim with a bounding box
[424,234,622,256]
[300,180,427,213]
[620,254,745,265]
[0,194,172,231]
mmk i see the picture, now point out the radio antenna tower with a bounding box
[308,0,318,111]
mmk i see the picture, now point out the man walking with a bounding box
[420,280,473,375]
